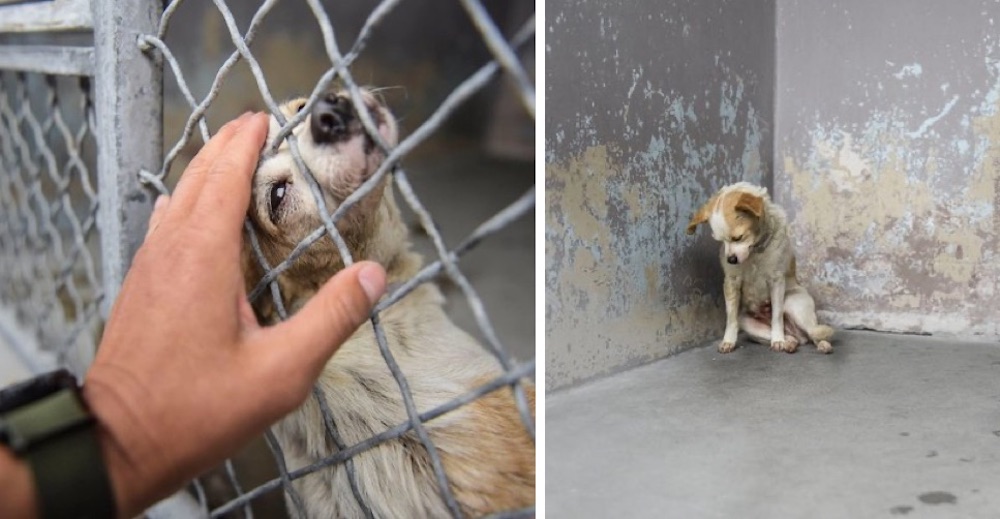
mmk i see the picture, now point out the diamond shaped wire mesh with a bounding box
[138,1,535,517]
[0,71,102,376]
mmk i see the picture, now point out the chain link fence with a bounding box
[0,0,534,517]
[0,0,158,376]
[0,70,100,374]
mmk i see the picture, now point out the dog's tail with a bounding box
[807,324,834,342]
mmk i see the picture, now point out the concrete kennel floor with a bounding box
[547,331,1000,518]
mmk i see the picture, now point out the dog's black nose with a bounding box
[727,255,739,264]
[310,94,354,144]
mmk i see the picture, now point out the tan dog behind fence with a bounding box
[242,90,534,518]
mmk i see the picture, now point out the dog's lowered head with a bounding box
[686,182,771,265]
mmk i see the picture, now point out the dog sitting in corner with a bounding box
[242,90,535,517]
[686,182,834,354]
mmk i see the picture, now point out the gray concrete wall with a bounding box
[775,0,1000,339]
[546,0,775,389]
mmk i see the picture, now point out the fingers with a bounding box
[144,194,170,241]
[169,112,253,214]
[250,262,386,387]
[194,113,270,235]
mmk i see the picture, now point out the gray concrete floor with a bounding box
[547,331,1000,518]
[0,308,38,386]
[0,340,30,386]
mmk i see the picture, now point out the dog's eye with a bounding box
[269,180,288,223]
[733,234,744,242]
[294,101,306,113]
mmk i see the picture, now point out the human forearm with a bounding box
[0,444,37,519]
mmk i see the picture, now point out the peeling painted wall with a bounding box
[775,0,1000,339]
[546,0,775,389]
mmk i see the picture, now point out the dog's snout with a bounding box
[727,255,739,265]
[310,94,354,144]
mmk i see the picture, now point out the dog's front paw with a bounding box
[816,340,833,354]
[718,341,736,353]
[770,339,797,353]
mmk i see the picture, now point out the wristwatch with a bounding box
[0,369,116,519]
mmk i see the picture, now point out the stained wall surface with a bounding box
[546,0,775,389]
[775,0,1000,339]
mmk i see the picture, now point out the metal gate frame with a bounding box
[0,0,162,373]
[0,0,201,514]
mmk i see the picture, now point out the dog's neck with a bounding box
[748,202,793,264]
[752,227,773,253]
[362,186,423,283]
[750,205,779,254]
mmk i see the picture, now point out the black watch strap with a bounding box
[1,373,116,519]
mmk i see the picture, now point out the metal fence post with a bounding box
[91,0,162,324]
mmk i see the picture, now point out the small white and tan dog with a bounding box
[686,182,833,354]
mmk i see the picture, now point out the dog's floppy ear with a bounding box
[735,192,764,219]
[686,195,717,235]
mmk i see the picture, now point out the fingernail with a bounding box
[222,112,252,132]
[154,194,168,210]
[230,112,252,127]
[357,263,387,305]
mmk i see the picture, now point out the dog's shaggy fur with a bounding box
[242,90,534,518]
[687,182,834,354]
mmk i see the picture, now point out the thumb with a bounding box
[253,261,386,378]
[144,194,170,241]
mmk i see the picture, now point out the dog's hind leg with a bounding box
[783,286,833,353]
[740,315,798,353]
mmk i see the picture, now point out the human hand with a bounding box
[81,112,386,516]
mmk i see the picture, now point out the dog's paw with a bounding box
[816,340,833,354]
[770,339,797,353]
[718,341,736,353]
[783,336,799,353]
